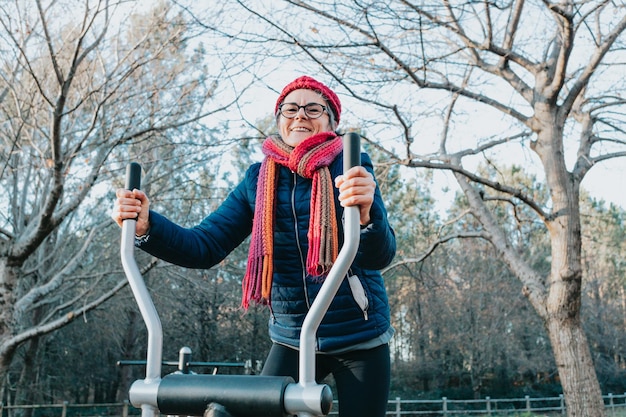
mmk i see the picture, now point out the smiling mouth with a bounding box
[291,127,312,132]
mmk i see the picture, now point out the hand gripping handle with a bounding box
[120,162,163,417]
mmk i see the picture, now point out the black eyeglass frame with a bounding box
[278,102,328,119]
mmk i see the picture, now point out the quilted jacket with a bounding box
[137,152,396,352]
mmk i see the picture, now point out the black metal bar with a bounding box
[117,360,246,368]
[157,374,296,417]
[343,132,361,170]
[125,162,141,191]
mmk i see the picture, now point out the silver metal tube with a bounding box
[297,133,361,417]
[298,205,360,388]
[121,219,163,417]
[283,382,333,416]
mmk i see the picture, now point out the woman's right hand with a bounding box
[111,189,150,236]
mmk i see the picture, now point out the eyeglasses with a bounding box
[278,102,327,119]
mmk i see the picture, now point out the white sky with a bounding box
[580,159,625,209]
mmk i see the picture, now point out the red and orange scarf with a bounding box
[242,132,343,308]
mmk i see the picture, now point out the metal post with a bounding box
[178,346,192,374]
[288,133,361,417]
[121,163,162,417]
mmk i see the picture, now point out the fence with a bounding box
[1,393,625,416]
[373,393,626,416]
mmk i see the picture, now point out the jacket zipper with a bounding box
[291,172,312,310]
[347,273,370,321]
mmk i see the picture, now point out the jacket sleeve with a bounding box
[136,165,258,269]
[354,153,396,270]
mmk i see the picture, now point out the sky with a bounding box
[581,159,625,209]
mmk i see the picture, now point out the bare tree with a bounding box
[0,0,239,393]
[227,1,626,415]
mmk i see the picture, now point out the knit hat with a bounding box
[275,76,341,125]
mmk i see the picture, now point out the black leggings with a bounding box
[261,343,390,417]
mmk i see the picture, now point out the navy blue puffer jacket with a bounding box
[137,152,396,352]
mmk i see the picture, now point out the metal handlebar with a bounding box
[120,162,162,417]
[292,132,361,409]
[121,133,362,417]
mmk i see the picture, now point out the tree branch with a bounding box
[381,231,489,275]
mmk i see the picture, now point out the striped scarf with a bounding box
[242,132,343,308]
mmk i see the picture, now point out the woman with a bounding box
[112,76,396,417]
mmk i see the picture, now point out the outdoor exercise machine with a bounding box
[120,133,362,417]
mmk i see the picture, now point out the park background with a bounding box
[0,1,625,416]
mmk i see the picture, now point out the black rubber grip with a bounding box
[157,374,296,417]
[125,162,141,190]
[343,132,361,171]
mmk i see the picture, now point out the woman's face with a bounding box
[277,89,333,147]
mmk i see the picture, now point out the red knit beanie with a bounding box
[275,76,341,125]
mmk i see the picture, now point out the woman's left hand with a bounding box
[335,166,375,226]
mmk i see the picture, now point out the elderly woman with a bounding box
[112,76,396,417]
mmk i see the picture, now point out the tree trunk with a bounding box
[546,317,604,416]
[17,337,40,417]
[0,258,18,382]
[534,111,605,416]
